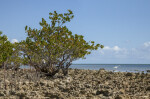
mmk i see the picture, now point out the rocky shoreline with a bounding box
[0,68,150,99]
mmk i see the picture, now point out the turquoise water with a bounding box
[21,64,150,73]
[70,64,150,73]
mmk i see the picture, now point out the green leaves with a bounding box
[68,9,73,14]
[0,32,23,69]
[25,26,28,30]
[0,32,13,67]
[0,31,2,35]
[0,10,104,76]
[21,10,104,76]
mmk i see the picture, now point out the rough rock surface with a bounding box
[0,68,149,99]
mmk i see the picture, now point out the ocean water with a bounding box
[70,64,150,73]
[21,64,150,73]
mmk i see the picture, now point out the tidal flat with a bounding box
[0,68,149,99]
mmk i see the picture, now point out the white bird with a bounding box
[114,65,120,69]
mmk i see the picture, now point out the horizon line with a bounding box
[72,63,150,65]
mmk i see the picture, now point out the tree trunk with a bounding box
[62,68,68,76]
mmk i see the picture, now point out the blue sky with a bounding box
[0,0,150,64]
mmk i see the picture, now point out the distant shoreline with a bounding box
[20,64,150,73]
[72,63,150,65]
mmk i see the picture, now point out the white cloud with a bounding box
[144,41,150,47]
[11,39,18,43]
[103,46,110,50]
[75,42,150,64]
[103,46,122,52]
[99,45,128,59]
[113,46,121,51]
